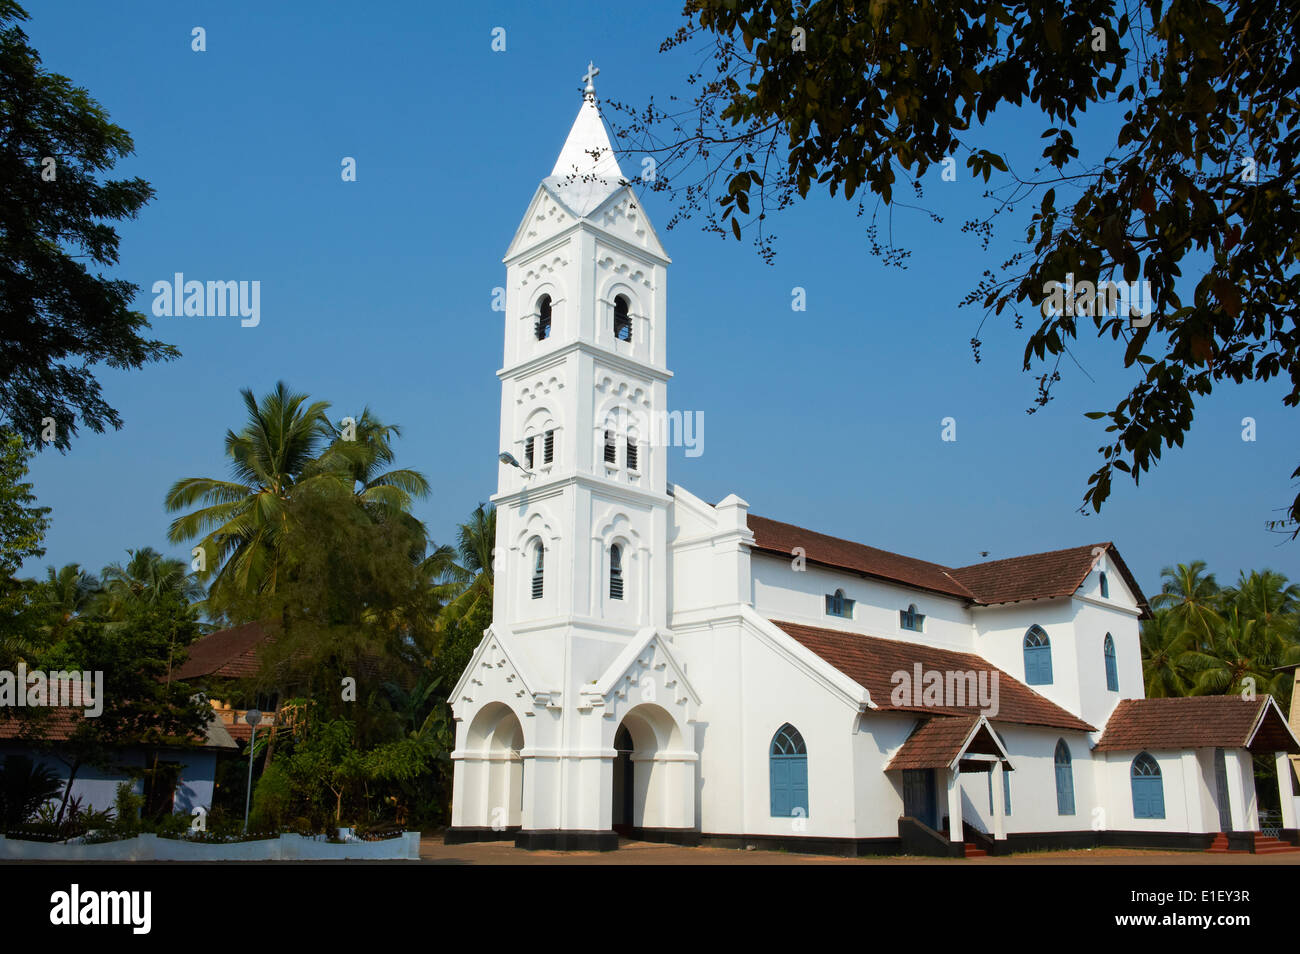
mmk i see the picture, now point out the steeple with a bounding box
[544,62,625,217]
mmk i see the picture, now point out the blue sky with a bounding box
[16,0,1299,598]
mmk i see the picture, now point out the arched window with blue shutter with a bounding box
[1099,571,1109,598]
[1023,626,1053,685]
[1054,739,1075,815]
[769,723,808,819]
[1104,633,1119,691]
[1131,752,1165,819]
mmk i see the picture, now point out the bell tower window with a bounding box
[626,437,638,472]
[531,541,545,599]
[535,295,552,341]
[524,436,535,469]
[604,429,617,464]
[614,295,632,342]
[543,429,554,464]
[609,544,624,600]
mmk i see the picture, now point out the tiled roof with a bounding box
[748,515,1150,616]
[772,620,1094,731]
[748,515,974,599]
[0,707,235,750]
[886,715,985,770]
[1094,696,1300,753]
[173,621,271,680]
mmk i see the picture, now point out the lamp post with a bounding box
[499,451,533,478]
[242,708,262,833]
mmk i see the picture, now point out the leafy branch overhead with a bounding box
[609,0,1300,533]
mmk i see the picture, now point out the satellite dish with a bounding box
[244,709,262,726]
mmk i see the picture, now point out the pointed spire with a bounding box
[543,63,625,217]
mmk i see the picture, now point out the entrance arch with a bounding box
[610,703,690,835]
[462,702,525,829]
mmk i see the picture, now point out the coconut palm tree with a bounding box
[1150,561,1222,651]
[97,547,204,619]
[314,410,432,519]
[1220,570,1300,644]
[1180,605,1293,698]
[1140,609,1192,698]
[164,382,337,609]
[31,564,99,641]
[433,504,495,631]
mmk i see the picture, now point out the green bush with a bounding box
[248,761,291,830]
[112,782,144,835]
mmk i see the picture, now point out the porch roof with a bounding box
[1093,695,1300,754]
[886,715,1011,771]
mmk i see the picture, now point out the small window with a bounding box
[609,544,624,601]
[1104,633,1118,692]
[535,295,552,341]
[900,604,925,632]
[531,542,544,600]
[825,588,853,618]
[1023,625,1053,685]
[543,429,554,465]
[626,438,638,471]
[1099,571,1109,599]
[614,295,632,342]
[524,436,535,470]
[603,429,617,464]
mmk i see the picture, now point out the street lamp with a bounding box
[499,451,533,477]
[242,708,262,833]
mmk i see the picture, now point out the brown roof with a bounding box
[772,620,1094,731]
[748,515,1150,616]
[748,515,974,599]
[173,621,272,680]
[1094,696,1300,753]
[0,708,235,750]
[886,715,1000,770]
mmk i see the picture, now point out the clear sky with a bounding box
[16,0,1300,599]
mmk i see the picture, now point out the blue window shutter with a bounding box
[771,759,790,817]
[1104,635,1119,691]
[770,724,809,819]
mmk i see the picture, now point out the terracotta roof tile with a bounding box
[772,619,1094,731]
[0,707,234,749]
[886,715,983,770]
[1094,696,1300,753]
[748,515,974,599]
[747,515,1150,616]
[173,621,271,680]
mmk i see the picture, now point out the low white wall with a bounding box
[0,831,421,861]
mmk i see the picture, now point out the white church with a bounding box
[448,70,1300,856]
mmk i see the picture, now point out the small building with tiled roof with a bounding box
[447,79,1298,857]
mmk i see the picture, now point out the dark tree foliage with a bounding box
[611,0,1300,532]
[0,1,176,449]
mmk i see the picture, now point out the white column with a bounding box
[991,762,1006,841]
[1277,752,1298,830]
[1225,749,1250,831]
[947,768,963,842]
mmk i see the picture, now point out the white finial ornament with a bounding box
[583,61,600,101]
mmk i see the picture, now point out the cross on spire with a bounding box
[582,61,599,101]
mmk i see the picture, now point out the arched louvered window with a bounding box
[626,437,638,471]
[769,723,808,818]
[614,295,632,342]
[609,544,624,601]
[1023,625,1053,685]
[1104,633,1119,691]
[1054,739,1076,815]
[543,429,554,464]
[1131,752,1165,819]
[900,603,925,632]
[530,541,544,600]
[535,295,552,340]
[604,428,617,464]
[825,588,853,618]
[524,435,535,469]
[1099,570,1109,598]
